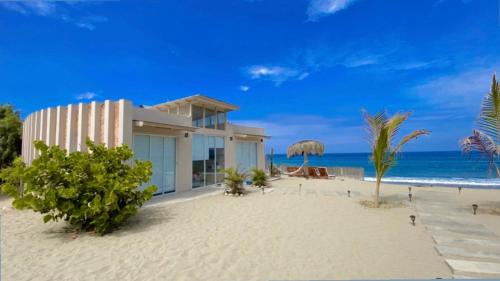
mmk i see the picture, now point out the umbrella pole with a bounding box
[304,153,308,179]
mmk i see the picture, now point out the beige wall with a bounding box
[22,98,267,193]
[22,99,132,164]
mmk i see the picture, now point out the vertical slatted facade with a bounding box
[22,100,132,164]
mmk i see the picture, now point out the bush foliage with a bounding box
[0,139,157,235]
[0,104,22,170]
[251,168,268,188]
[222,167,246,195]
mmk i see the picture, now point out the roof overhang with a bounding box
[134,120,197,132]
[234,133,271,139]
[151,94,239,112]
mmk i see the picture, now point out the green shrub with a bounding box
[0,139,157,235]
[222,168,246,195]
[251,168,268,192]
[0,104,22,170]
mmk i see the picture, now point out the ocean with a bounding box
[271,151,500,188]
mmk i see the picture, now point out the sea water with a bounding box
[271,151,500,188]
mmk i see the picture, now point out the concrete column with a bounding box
[46,107,56,146]
[117,99,132,147]
[103,100,114,148]
[77,103,89,152]
[225,134,236,169]
[175,131,193,192]
[65,104,77,153]
[89,101,101,143]
[257,139,266,170]
[55,106,67,147]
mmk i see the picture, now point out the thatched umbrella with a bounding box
[287,140,325,173]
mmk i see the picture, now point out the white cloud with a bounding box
[412,66,495,111]
[239,85,250,92]
[245,65,309,86]
[307,0,359,21]
[76,91,97,100]
[0,1,107,30]
[76,22,95,31]
[1,0,56,16]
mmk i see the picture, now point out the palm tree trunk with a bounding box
[375,176,381,208]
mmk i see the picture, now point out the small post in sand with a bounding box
[410,215,416,226]
[472,204,478,215]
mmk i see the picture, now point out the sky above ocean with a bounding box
[1,0,499,153]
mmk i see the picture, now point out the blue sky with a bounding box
[0,0,499,153]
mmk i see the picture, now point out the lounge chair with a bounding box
[318,167,335,179]
[307,167,320,178]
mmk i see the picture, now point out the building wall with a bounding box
[22,98,267,194]
[22,99,132,164]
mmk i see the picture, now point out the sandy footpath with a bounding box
[2,176,500,281]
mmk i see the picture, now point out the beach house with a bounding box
[21,95,267,194]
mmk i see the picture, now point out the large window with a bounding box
[236,141,257,173]
[192,106,227,131]
[133,135,176,194]
[192,105,204,128]
[192,134,224,188]
[216,111,225,130]
[205,108,216,129]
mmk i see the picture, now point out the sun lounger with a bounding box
[308,167,320,178]
[318,167,334,179]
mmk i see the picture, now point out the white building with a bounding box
[21,95,268,194]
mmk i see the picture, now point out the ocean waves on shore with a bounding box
[364,176,500,188]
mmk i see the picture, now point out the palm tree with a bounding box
[363,110,430,207]
[462,74,500,176]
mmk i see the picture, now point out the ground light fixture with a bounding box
[410,215,416,226]
[472,204,478,215]
[347,190,351,197]
[299,184,302,193]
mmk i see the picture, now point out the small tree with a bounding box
[0,104,22,170]
[222,167,246,195]
[0,139,157,235]
[363,110,429,207]
[251,168,268,194]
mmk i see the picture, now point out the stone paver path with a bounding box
[415,190,500,279]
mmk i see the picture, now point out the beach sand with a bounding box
[2,177,500,281]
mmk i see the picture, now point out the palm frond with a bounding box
[386,112,411,144]
[362,109,386,148]
[393,129,431,154]
[477,74,500,142]
[461,129,500,174]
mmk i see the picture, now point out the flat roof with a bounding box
[151,94,239,112]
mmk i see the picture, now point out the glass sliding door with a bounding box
[163,137,176,193]
[192,134,225,188]
[236,141,257,173]
[133,134,176,194]
[192,134,206,188]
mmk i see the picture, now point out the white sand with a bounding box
[3,177,500,281]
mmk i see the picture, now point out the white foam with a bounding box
[364,177,500,187]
